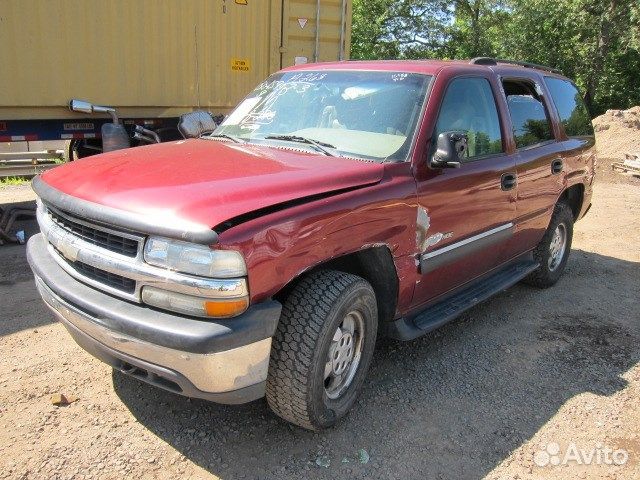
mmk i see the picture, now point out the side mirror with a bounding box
[69,99,93,114]
[178,111,218,139]
[69,99,119,123]
[430,131,468,168]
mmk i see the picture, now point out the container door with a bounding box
[281,0,350,68]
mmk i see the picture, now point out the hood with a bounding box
[39,139,384,238]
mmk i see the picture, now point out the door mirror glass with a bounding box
[430,131,467,168]
[178,111,218,138]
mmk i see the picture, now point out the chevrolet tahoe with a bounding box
[27,58,596,430]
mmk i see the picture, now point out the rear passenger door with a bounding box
[499,77,565,257]
[544,77,596,212]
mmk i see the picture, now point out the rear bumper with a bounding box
[27,233,282,404]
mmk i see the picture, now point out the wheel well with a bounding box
[558,184,584,220]
[274,247,399,324]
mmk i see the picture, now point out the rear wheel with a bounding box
[266,270,378,430]
[524,202,574,288]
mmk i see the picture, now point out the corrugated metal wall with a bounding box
[0,0,351,119]
[281,0,351,67]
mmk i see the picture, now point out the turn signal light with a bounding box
[204,298,249,318]
[142,286,249,318]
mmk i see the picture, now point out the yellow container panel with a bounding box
[0,0,350,119]
[282,0,351,68]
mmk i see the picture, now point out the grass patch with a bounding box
[0,176,30,187]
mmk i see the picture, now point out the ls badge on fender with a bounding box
[425,231,453,248]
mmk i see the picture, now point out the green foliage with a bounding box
[351,0,640,114]
[0,177,29,186]
[350,0,399,59]
[350,0,452,59]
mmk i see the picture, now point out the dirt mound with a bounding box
[593,106,640,159]
[592,106,640,184]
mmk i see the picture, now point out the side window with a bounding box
[545,77,594,137]
[434,77,503,159]
[502,79,554,149]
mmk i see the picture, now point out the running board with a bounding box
[387,259,539,341]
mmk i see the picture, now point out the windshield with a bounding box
[212,71,431,161]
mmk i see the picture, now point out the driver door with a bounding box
[412,74,517,307]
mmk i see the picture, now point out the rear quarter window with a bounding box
[545,77,594,137]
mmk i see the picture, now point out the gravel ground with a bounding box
[0,179,638,480]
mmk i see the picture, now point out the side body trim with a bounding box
[419,223,514,273]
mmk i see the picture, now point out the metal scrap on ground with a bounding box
[0,152,62,179]
[0,204,35,245]
[612,152,640,177]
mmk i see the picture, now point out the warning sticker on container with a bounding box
[231,58,251,72]
[63,122,95,131]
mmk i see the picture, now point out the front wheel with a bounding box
[524,202,574,288]
[266,270,378,430]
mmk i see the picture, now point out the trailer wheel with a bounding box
[67,138,103,160]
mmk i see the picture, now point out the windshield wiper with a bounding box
[207,133,245,143]
[264,135,335,156]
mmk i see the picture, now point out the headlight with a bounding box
[142,286,249,318]
[144,236,246,278]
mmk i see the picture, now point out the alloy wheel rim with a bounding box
[324,310,365,400]
[548,223,567,272]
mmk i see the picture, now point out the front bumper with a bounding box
[27,234,282,404]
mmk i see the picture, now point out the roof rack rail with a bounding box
[469,57,563,75]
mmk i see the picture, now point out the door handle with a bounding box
[551,158,563,174]
[501,172,517,191]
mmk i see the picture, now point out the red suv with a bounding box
[27,58,595,430]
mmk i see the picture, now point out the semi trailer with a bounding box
[0,0,352,158]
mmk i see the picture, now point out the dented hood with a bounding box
[38,139,384,238]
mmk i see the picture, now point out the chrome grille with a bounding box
[37,199,248,304]
[48,206,140,257]
[73,260,136,293]
[50,244,136,294]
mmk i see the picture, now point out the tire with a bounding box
[68,138,103,160]
[266,270,378,430]
[524,202,574,288]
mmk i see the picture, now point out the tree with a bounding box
[351,0,453,59]
[447,1,510,58]
[500,0,640,113]
[350,0,640,113]
[350,0,399,59]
